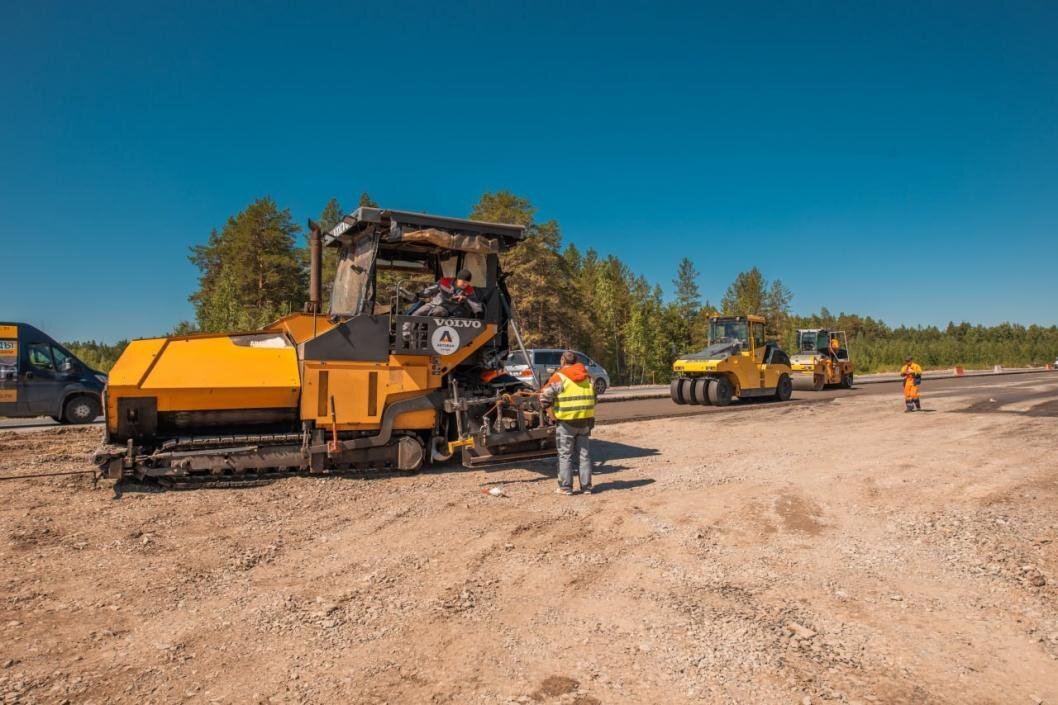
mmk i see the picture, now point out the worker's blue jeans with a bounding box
[556,422,592,491]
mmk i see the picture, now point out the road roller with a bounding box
[670,315,793,406]
[94,207,556,486]
[789,328,854,391]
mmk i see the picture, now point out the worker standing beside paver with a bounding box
[539,350,597,495]
[901,355,923,412]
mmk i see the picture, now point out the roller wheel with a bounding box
[774,374,793,401]
[63,395,100,424]
[396,435,425,473]
[708,377,733,406]
[679,378,696,405]
[841,372,854,389]
[693,378,712,405]
[670,378,687,405]
[683,379,700,405]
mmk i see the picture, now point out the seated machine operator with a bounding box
[408,268,483,318]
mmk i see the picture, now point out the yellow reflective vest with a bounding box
[552,373,596,421]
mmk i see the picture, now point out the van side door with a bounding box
[22,342,65,416]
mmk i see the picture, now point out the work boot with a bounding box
[914,399,921,410]
[905,402,915,412]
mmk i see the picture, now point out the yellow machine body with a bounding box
[105,333,300,421]
[97,207,554,483]
[788,329,854,391]
[296,325,496,431]
[105,322,498,436]
[670,315,793,406]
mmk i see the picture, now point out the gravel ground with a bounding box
[1,376,1056,705]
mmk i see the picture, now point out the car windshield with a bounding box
[709,320,749,347]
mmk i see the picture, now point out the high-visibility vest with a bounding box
[552,373,596,421]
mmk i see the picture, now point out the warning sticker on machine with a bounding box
[0,390,16,403]
[431,325,460,356]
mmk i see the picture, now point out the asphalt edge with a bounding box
[597,368,1056,403]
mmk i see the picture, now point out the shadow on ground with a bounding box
[485,438,660,487]
[954,390,1058,417]
[591,478,656,493]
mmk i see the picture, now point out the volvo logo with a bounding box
[434,318,482,329]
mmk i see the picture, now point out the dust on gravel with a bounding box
[1,378,1057,705]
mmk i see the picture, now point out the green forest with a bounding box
[65,191,1058,380]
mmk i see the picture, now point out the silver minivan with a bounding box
[504,348,611,395]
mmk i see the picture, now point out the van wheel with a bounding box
[593,378,607,396]
[64,395,100,424]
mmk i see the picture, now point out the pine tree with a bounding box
[318,198,343,230]
[189,197,305,332]
[625,285,668,384]
[674,258,701,313]
[764,278,793,337]
[591,256,635,381]
[469,191,579,348]
[315,197,343,310]
[720,267,766,316]
[669,258,702,355]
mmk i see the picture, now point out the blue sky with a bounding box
[2,1,1056,342]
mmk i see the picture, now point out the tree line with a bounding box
[64,191,1058,378]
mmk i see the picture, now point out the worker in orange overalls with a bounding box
[827,335,841,364]
[900,355,923,412]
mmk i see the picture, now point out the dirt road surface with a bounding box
[1,375,1057,705]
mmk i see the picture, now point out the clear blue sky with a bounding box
[2,1,1056,342]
